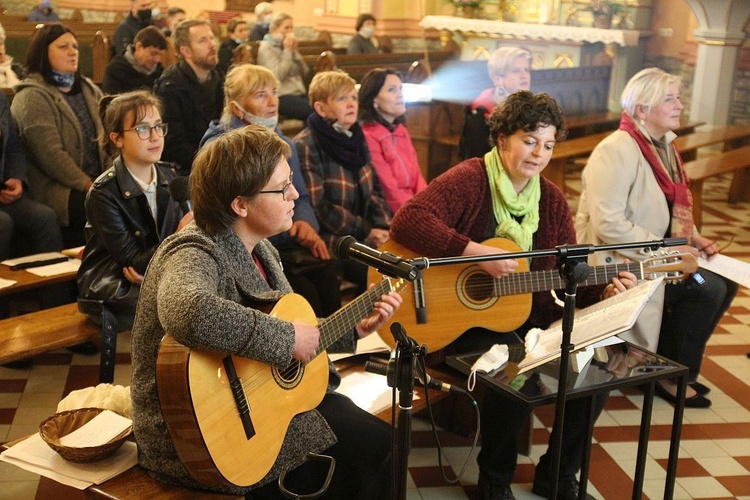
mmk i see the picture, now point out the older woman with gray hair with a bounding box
[575,67,738,408]
[460,46,531,160]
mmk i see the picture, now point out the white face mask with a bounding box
[359,26,375,39]
[232,101,279,130]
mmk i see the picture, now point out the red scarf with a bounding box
[619,112,694,242]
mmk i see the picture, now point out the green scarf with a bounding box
[484,147,540,251]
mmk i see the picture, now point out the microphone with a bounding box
[415,362,464,394]
[336,236,417,281]
[365,358,463,394]
[169,176,192,213]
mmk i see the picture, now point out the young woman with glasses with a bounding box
[77,90,192,327]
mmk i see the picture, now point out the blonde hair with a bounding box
[487,46,531,79]
[270,12,292,31]
[221,64,279,125]
[308,70,356,107]
[621,67,681,117]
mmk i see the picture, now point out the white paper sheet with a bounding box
[328,331,390,361]
[0,277,17,290]
[1,252,68,266]
[58,411,132,448]
[698,253,750,289]
[25,259,80,277]
[518,278,663,373]
[0,433,137,489]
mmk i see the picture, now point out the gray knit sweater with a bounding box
[130,223,356,494]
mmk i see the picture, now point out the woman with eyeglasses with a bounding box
[77,91,192,327]
[11,24,107,247]
[201,64,342,318]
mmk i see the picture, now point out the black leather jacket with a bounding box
[77,156,185,306]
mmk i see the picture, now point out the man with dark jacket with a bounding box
[113,0,155,55]
[154,19,223,174]
[103,26,166,95]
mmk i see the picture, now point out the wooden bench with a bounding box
[0,303,99,365]
[541,120,711,190]
[684,145,750,230]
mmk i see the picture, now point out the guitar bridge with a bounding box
[222,356,256,440]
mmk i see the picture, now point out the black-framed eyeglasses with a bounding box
[124,123,169,140]
[258,172,294,201]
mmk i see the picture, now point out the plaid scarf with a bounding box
[619,112,693,241]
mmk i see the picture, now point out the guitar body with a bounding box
[157,293,328,488]
[367,237,532,352]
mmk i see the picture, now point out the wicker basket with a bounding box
[39,407,133,463]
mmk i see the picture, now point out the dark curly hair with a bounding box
[487,91,567,148]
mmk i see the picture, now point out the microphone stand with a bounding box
[390,323,424,500]
[404,237,686,497]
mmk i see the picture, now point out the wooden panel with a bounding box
[0,303,99,365]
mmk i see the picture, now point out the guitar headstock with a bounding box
[643,252,698,283]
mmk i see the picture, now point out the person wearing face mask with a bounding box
[27,0,60,22]
[293,71,391,295]
[460,46,532,161]
[249,2,273,42]
[257,12,313,121]
[218,18,248,75]
[200,64,342,318]
[114,0,155,56]
[347,14,380,55]
[358,68,426,213]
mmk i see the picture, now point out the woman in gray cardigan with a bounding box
[131,125,401,497]
[11,24,105,247]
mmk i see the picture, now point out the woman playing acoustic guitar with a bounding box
[391,91,636,500]
[130,125,401,498]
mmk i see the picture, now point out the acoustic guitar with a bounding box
[156,277,402,488]
[366,238,696,351]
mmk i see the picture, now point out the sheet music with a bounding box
[698,253,750,289]
[518,278,663,373]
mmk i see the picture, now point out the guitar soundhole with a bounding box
[456,266,498,310]
[272,361,305,389]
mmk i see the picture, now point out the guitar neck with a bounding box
[316,279,393,355]
[495,261,644,295]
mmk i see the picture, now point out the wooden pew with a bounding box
[0,303,99,365]
[1,16,120,80]
[91,31,111,86]
[541,120,711,190]
[684,145,750,230]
